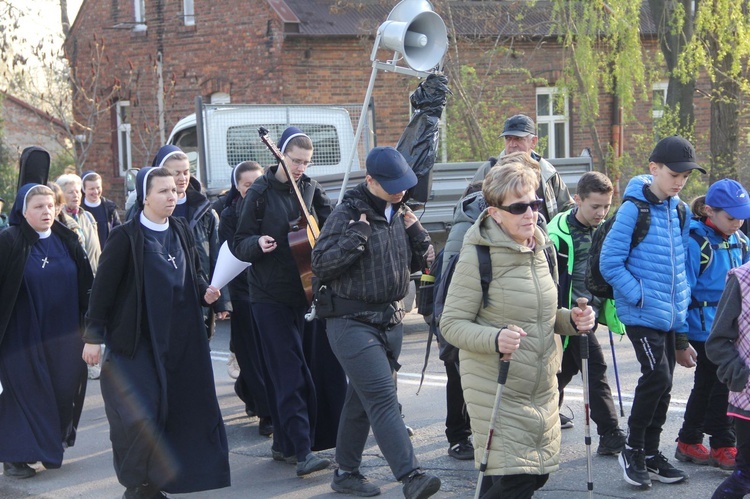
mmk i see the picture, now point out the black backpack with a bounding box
[585,196,687,299]
[689,229,749,277]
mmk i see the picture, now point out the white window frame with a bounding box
[117,101,132,176]
[133,0,146,31]
[183,0,195,26]
[652,81,668,120]
[535,87,570,159]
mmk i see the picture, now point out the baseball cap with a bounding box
[500,114,536,137]
[366,147,417,195]
[649,136,707,174]
[706,179,750,219]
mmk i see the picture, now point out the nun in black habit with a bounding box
[0,184,93,478]
[82,167,230,498]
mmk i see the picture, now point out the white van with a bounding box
[167,104,366,197]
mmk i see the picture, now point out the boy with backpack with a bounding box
[600,136,704,488]
[674,180,750,470]
[548,171,627,456]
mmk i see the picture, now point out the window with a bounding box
[652,81,668,120]
[210,92,231,105]
[133,0,146,31]
[183,0,195,26]
[535,87,569,159]
[116,101,132,175]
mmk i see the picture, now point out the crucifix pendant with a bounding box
[41,257,49,269]
[167,254,177,269]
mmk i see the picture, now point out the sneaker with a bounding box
[296,453,331,476]
[645,451,688,484]
[331,469,381,497]
[258,417,274,437]
[448,438,474,460]
[402,469,441,499]
[709,447,737,470]
[88,363,101,380]
[560,413,574,429]
[227,353,240,379]
[618,447,651,487]
[675,440,710,465]
[3,462,36,479]
[597,428,626,456]
[271,446,297,464]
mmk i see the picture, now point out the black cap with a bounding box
[649,136,706,174]
[500,114,536,137]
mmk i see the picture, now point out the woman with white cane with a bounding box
[440,162,594,498]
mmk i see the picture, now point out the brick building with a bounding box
[1,92,69,161]
[64,0,723,207]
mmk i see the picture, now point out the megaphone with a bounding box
[375,0,448,72]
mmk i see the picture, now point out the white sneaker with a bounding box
[227,353,240,379]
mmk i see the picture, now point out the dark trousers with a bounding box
[231,298,270,418]
[625,326,675,454]
[480,473,549,498]
[326,318,419,481]
[445,361,472,445]
[557,333,619,435]
[712,418,750,499]
[678,340,735,448]
[252,302,317,461]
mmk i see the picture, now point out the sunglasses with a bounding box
[497,199,544,215]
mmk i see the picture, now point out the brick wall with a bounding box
[1,95,68,161]
[66,0,743,207]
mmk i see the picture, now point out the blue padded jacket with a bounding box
[600,175,691,332]
[680,219,749,341]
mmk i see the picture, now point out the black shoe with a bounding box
[448,438,474,460]
[122,484,167,499]
[402,469,440,499]
[560,413,574,429]
[3,462,35,479]
[331,469,381,496]
[645,451,688,484]
[618,447,651,487]
[597,428,626,456]
[258,417,273,436]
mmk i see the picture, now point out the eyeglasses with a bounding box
[285,154,313,168]
[497,199,544,215]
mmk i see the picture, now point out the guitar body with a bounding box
[288,226,315,304]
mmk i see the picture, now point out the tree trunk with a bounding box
[59,0,70,38]
[648,0,696,133]
[708,38,740,180]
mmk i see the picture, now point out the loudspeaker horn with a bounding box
[376,1,447,72]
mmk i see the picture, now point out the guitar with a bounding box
[258,127,320,304]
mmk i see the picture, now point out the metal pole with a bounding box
[608,328,626,417]
[337,64,378,205]
[474,357,510,499]
[577,298,594,499]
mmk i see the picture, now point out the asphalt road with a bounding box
[0,311,732,498]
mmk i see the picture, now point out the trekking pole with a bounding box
[474,355,511,499]
[577,297,594,499]
[608,328,626,417]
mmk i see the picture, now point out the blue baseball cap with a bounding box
[706,179,750,219]
[366,147,417,195]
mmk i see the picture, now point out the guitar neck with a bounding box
[258,128,318,234]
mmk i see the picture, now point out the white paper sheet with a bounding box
[211,241,251,289]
